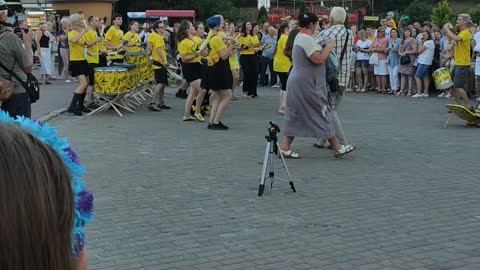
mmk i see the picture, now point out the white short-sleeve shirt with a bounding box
[417,40,435,65]
[295,33,322,57]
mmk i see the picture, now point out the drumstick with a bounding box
[443,112,453,128]
[100,25,105,37]
[80,14,88,28]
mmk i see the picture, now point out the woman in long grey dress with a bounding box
[280,12,355,159]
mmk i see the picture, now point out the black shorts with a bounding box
[203,59,232,91]
[70,60,89,77]
[452,65,469,89]
[88,63,98,86]
[154,68,168,85]
[181,62,203,83]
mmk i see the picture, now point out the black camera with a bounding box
[13,26,28,40]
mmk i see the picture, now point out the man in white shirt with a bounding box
[473,29,480,100]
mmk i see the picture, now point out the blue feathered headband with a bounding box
[0,110,94,255]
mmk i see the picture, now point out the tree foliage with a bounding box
[468,5,480,25]
[404,0,433,24]
[431,0,453,27]
[257,6,268,24]
[298,0,307,14]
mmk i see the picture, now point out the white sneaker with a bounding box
[445,93,454,99]
[412,93,423,98]
[422,93,429,97]
[65,80,71,83]
[438,92,446,98]
[476,97,480,102]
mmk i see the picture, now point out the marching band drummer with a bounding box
[238,20,263,98]
[84,16,103,110]
[147,21,171,111]
[123,21,143,53]
[177,20,207,122]
[204,15,236,130]
[105,14,125,63]
[67,14,90,116]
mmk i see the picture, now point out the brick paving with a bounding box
[49,87,480,270]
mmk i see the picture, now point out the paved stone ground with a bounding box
[49,87,480,270]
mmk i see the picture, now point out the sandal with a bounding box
[279,149,302,159]
[334,144,355,158]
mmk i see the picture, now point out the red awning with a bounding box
[145,10,196,18]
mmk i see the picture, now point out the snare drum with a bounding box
[433,67,454,90]
[125,52,149,66]
[94,67,128,94]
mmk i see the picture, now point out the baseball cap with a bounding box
[207,16,221,28]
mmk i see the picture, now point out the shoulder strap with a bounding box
[0,32,27,87]
[339,29,349,64]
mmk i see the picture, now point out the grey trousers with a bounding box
[315,88,347,145]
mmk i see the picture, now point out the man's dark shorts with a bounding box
[88,63,98,86]
[154,68,169,85]
[452,65,470,89]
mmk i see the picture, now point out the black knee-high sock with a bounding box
[77,93,86,109]
[68,93,80,110]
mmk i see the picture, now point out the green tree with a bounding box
[468,5,480,25]
[431,0,453,27]
[298,0,307,14]
[257,6,268,24]
[404,0,432,23]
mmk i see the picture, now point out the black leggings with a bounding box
[277,72,289,91]
[240,54,258,96]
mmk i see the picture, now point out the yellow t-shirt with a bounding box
[273,34,291,73]
[207,35,226,66]
[148,32,166,70]
[123,31,142,53]
[238,34,259,55]
[68,30,86,61]
[178,37,201,63]
[105,26,124,59]
[84,28,99,64]
[454,29,472,66]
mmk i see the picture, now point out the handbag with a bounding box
[327,30,350,93]
[369,52,379,65]
[400,55,411,65]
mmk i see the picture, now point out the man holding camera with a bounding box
[0,0,34,118]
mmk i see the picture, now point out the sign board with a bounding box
[364,16,379,21]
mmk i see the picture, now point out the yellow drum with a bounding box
[94,67,128,94]
[114,63,139,89]
[144,62,154,81]
[125,52,148,66]
[433,68,454,90]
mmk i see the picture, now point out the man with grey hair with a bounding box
[0,0,34,117]
[314,6,353,147]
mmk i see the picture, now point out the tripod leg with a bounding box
[276,142,296,193]
[269,144,275,191]
[258,142,271,196]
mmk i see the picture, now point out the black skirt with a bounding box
[181,62,204,83]
[203,58,232,91]
[70,60,89,77]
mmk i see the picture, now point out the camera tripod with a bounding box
[258,122,296,196]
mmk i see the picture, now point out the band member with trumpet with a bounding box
[123,20,143,53]
[147,21,171,111]
[204,15,236,130]
[273,22,292,114]
[238,21,263,98]
[105,14,124,63]
[67,14,90,116]
[177,20,208,122]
